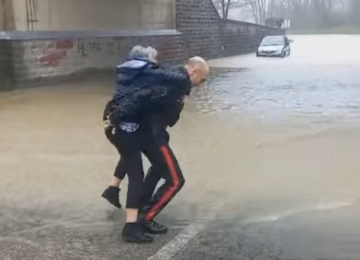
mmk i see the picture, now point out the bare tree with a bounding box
[267,0,350,29]
[243,0,269,24]
[214,0,352,27]
[212,0,247,19]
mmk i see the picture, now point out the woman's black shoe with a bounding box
[122,223,153,243]
[101,186,122,208]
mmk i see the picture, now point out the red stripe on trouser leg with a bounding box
[145,145,180,221]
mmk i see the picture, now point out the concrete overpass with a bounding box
[0,0,175,31]
[0,0,284,89]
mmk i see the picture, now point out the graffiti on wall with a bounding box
[75,38,138,57]
[40,40,74,66]
[77,40,102,57]
[28,38,136,68]
[29,39,74,67]
[24,36,173,79]
[28,38,164,68]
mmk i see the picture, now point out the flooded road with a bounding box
[1,35,360,259]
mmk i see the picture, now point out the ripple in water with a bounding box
[195,67,360,127]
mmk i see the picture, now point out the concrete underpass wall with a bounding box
[0,40,14,89]
[0,0,284,89]
[11,0,175,30]
[0,31,181,87]
[176,0,223,59]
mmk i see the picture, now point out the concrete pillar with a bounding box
[0,0,16,90]
[139,0,176,29]
[0,0,16,30]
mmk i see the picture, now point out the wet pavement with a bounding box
[1,35,360,260]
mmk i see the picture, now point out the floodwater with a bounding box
[1,35,360,259]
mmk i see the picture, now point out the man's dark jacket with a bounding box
[104,59,191,129]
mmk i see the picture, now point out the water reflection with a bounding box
[194,66,360,127]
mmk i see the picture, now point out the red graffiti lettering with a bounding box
[56,40,74,49]
[39,50,67,67]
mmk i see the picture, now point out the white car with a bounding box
[256,35,291,58]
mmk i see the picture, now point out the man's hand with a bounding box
[102,116,112,130]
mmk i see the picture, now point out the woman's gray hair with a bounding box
[128,45,158,62]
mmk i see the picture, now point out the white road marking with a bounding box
[148,200,356,260]
[147,222,206,260]
[242,200,356,225]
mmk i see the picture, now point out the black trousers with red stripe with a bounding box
[139,127,185,222]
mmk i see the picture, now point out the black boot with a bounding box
[122,223,153,243]
[101,186,122,208]
[143,220,168,235]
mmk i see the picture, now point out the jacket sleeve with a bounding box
[145,67,191,127]
[161,97,185,127]
[109,84,167,126]
[144,66,192,96]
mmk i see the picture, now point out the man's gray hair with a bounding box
[128,45,158,62]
